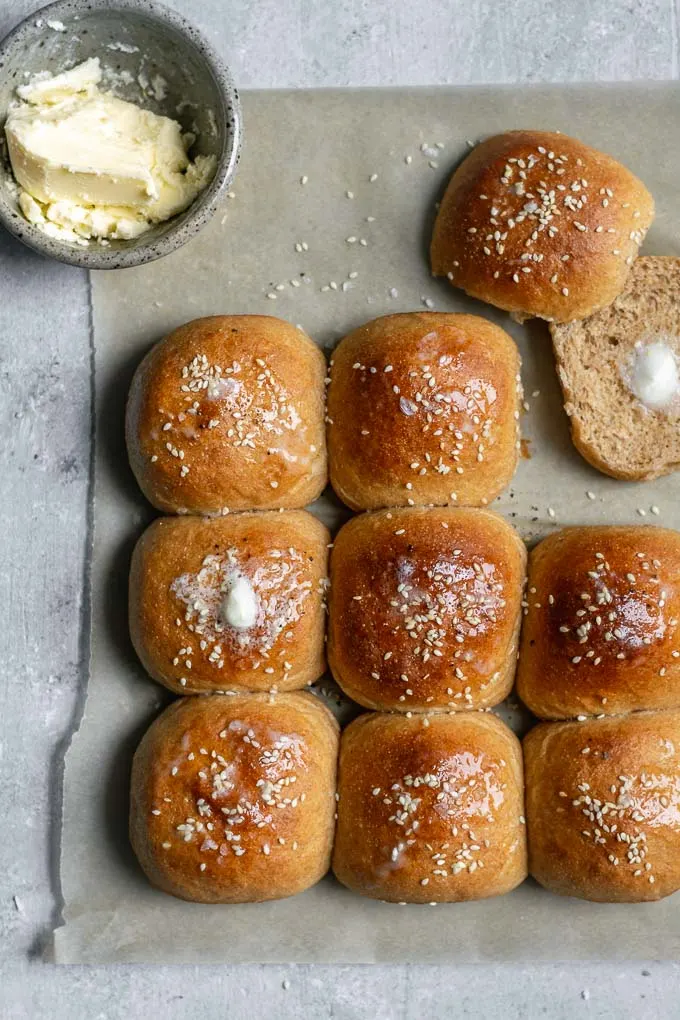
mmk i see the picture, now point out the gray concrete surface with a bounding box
[1,0,678,1016]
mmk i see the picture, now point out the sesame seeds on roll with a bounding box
[327,312,522,511]
[431,130,654,323]
[130,692,339,903]
[129,511,330,696]
[328,507,526,713]
[126,315,327,515]
[333,711,527,903]
[517,525,680,720]
[525,712,680,902]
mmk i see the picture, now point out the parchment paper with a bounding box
[56,84,680,963]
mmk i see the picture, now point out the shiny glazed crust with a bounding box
[328,507,527,711]
[431,131,654,323]
[126,315,327,514]
[517,526,680,719]
[326,312,521,511]
[524,712,680,902]
[332,711,527,902]
[130,692,339,903]
[129,511,330,694]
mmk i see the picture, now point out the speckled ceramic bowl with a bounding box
[0,0,241,269]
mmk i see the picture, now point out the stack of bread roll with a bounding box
[326,313,529,903]
[126,316,339,903]
[125,129,680,909]
[518,527,680,902]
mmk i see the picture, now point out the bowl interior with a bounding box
[0,0,239,266]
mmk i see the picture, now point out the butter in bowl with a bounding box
[0,0,242,268]
[6,57,217,245]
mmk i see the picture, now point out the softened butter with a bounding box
[5,58,216,243]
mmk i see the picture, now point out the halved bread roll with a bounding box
[551,257,680,480]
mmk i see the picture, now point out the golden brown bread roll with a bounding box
[431,131,654,323]
[333,711,527,903]
[326,312,521,511]
[517,526,680,719]
[129,511,330,695]
[130,692,339,903]
[328,507,526,712]
[524,712,680,902]
[126,316,327,514]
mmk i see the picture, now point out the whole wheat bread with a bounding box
[550,256,680,481]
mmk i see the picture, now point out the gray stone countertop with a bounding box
[1,0,678,1016]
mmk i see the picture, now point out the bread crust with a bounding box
[550,257,680,481]
[129,510,330,695]
[524,712,680,902]
[517,526,680,720]
[130,692,339,903]
[333,711,527,902]
[431,131,654,323]
[126,315,327,514]
[328,507,527,712]
[327,312,521,510]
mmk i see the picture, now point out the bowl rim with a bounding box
[0,0,242,270]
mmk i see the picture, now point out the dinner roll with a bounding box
[551,257,680,481]
[126,315,327,514]
[517,526,680,719]
[431,130,654,323]
[130,692,339,903]
[333,711,527,903]
[524,712,680,902]
[327,313,521,510]
[328,507,526,712]
[130,511,329,695]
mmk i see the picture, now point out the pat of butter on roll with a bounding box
[4,58,215,243]
[220,573,260,631]
[627,340,679,411]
